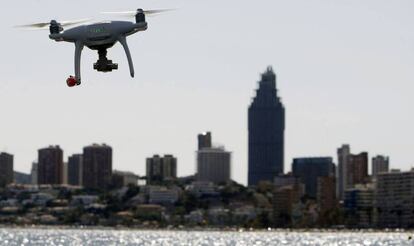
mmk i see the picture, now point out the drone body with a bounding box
[52,19,147,87]
[17,9,168,87]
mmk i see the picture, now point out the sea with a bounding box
[0,228,412,245]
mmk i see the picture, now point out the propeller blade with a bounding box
[101,9,174,17]
[144,9,175,15]
[14,18,91,30]
[14,22,51,29]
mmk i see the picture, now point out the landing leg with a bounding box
[74,42,84,85]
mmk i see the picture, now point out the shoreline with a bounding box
[0,225,412,233]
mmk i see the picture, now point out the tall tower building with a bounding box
[0,152,14,187]
[38,146,64,185]
[68,154,83,186]
[146,154,177,184]
[82,144,112,190]
[248,66,285,186]
[372,155,389,177]
[198,132,212,150]
[337,144,351,200]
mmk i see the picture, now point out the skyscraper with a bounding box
[337,144,351,200]
[372,155,389,177]
[0,152,13,187]
[82,144,112,189]
[198,132,212,150]
[337,145,369,200]
[68,154,83,186]
[146,154,177,184]
[348,152,369,186]
[248,66,285,186]
[38,146,63,185]
[292,157,336,198]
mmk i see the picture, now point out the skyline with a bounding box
[1,0,414,185]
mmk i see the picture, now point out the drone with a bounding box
[16,9,170,87]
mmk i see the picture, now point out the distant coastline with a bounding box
[0,225,411,233]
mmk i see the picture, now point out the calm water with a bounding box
[0,229,412,245]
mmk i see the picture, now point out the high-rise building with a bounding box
[273,184,302,227]
[146,154,177,184]
[62,162,68,185]
[248,66,285,186]
[198,132,212,150]
[0,152,13,187]
[197,147,231,184]
[68,154,83,186]
[38,146,63,185]
[337,144,351,200]
[292,157,335,199]
[344,184,374,228]
[31,162,38,185]
[348,152,368,186]
[376,170,414,228]
[82,144,112,189]
[337,145,369,200]
[317,176,337,213]
[372,155,389,177]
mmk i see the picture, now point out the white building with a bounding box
[186,181,218,197]
[197,147,231,183]
[113,170,139,186]
[149,188,180,204]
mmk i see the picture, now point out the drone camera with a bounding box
[94,60,118,72]
[93,48,118,72]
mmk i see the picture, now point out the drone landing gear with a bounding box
[66,76,81,87]
[93,49,118,72]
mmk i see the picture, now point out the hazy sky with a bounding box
[1,0,414,184]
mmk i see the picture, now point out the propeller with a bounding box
[101,9,174,17]
[14,18,91,30]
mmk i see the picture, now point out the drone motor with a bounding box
[49,20,63,34]
[135,9,146,23]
